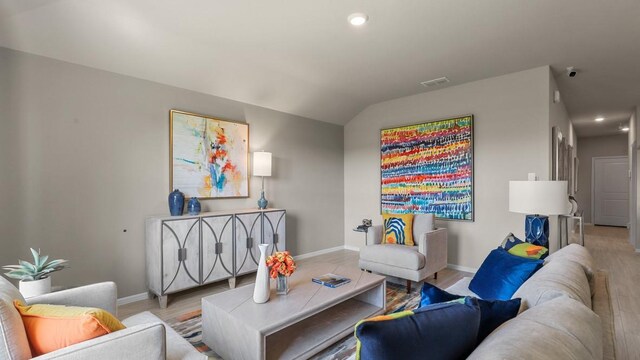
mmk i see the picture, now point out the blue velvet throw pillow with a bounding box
[469,247,543,300]
[355,298,480,360]
[419,283,521,342]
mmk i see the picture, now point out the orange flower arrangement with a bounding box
[266,251,296,279]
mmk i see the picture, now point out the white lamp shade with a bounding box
[252,152,272,177]
[509,181,568,215]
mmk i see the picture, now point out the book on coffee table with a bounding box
[312,273,351,288]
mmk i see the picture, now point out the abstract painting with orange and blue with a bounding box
[171,110,248,199]
[381,115,473,220]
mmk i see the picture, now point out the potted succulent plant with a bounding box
[2,248,69,298]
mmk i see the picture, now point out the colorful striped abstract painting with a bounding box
[381,115,473,220]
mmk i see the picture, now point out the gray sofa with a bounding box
[0,276,205,360]
[446,243,612,359]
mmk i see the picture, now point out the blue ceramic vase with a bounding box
[168,189,185,216]
[187,197,201,215]
[257,190,268,209]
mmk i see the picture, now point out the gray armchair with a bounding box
[358,214,448,292]
[0,276,204,360]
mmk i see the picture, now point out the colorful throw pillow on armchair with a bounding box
[382,213,414,246]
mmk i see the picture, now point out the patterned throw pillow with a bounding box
[382,214,414,246]
[501,233,548,259]
[508,243,548,259]
[501,233,525,250]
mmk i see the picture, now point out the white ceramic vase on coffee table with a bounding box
[253,244,270,303]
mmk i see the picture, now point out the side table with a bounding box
[558,215,584,248]
[353,227,369,245]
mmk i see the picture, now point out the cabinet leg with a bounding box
[434,272,438,280]
[158,295,168,309]
[228,277,237,289]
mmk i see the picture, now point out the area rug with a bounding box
[166,282,421,359]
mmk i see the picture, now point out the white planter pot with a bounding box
[19,277,51,298]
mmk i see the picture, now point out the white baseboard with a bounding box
[117,292,149,306]
[343,245,360,252]
[635,248,640,253]
[447,263,478,274]
[294,246,346,260]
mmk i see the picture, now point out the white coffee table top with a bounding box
[202,262,384,335]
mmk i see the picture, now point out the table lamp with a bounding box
[253,151,272,209]
[509,180,568,248]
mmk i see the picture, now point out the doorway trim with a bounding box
[591,155,629,225]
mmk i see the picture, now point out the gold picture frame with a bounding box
[170,110,249,199]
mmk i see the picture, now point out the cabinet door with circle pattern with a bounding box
[161,218,200,294]
[262,210,286,255]
[234,212,262,276]
[201,215,234,285]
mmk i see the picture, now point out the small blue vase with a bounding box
[257,190,268,209]
[187,197,201,215]
[168,189,185,216]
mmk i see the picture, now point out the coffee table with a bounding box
[202,262,386,360]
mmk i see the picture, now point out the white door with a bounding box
[593,156,629,226]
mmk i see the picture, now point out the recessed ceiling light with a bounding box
[348,13,368,26]
[621,127,630,132]
[595,117,604,122]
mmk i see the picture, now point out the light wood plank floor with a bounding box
[119,225,638,359]
[118,250,472,320]
[582,224,639,360]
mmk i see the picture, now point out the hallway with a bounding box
[583,225,638,359]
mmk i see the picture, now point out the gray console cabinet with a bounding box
[146,209,286,308]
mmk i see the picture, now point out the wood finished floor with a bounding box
[582,225,638,360]
[119,225,638,359]
[118,250,472,321]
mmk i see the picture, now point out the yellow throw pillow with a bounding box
[383,213,414,246]
[14,300,126,356]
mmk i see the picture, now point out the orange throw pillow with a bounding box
[14,300,125,356]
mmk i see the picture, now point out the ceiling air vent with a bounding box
[420,77,450,88]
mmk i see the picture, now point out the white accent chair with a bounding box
[0,276,205,360]
[358,214,448,292]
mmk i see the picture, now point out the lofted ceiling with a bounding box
[1,0,639,137]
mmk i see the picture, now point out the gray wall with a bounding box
[576,134,628,223]
[0,47,344,297]
[344,66,554,270]
[549,70,575,170]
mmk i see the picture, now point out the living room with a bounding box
[1,1,639,359]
